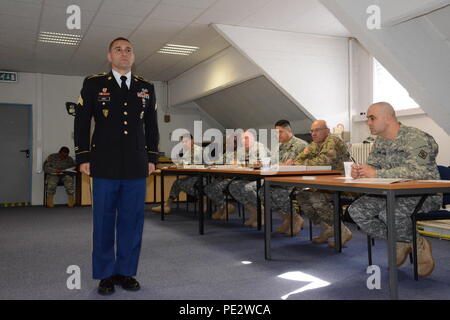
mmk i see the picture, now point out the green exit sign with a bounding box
[0,71,18,83]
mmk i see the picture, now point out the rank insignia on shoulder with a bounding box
[102,109,109,118]
[418,150,428,159]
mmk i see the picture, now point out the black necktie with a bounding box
[120,75,128,97]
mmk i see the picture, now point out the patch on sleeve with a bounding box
[418,150,428,159]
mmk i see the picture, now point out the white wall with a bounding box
[0,73,213,205]
[168,47,262,107]
[0,72,83,205]
[214,24,350,130]
[321,0,450,135]
[349,40,450,166]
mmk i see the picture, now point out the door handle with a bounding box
[20,149,30,158]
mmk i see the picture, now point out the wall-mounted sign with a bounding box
[0,71,18,83]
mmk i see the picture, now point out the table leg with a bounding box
[160,172,165,221]
[333,191,342,253]
[386,190,398,300]
[257,179,262,231]
[264,180,272,260]
[199,176,204,235]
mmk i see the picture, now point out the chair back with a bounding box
[437,165,450,206]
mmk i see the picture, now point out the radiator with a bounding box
[350,142,373,164]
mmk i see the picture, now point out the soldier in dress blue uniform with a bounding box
[74,37,159,295]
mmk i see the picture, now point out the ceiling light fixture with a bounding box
[157,43,199,56]
[38,31,82,46]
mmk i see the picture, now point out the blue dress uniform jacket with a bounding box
[74,71,159,179]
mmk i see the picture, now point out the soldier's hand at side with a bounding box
[80,163,90,176]
[148,163,156,175]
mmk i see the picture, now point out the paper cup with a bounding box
[344,161,353,178]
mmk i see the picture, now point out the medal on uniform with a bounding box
[102,109,109,118]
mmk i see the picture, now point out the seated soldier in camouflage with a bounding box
[151,134,203,214]
[204,135,238,220]
[228,130,270,227]
[241,120,307,232]
[44,146,76,208]
[292,120,352,245]
[349,102,441,277]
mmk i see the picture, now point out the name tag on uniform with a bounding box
[98,96,110,102]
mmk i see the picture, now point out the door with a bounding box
[0,104,32,204]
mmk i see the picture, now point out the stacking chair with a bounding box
[410,165,450,280]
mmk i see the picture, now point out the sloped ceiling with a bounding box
[194,76,311,132]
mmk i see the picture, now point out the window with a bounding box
[373,58,419,111]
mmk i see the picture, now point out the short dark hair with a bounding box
[109,37,131,51]
[59,146,70,154]
[275,119,291,129]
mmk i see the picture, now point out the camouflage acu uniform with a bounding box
[349,124,442,242]
[44,153,76,195]
[258,136,308,212]
[294,135,351,225]
[228,142,270,207]
[204,151,236,206]
[169,144,203,200]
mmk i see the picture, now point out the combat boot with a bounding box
[417,236,435,277]
[244,205,257,226]
[396,242,412,267]
[275,211,289,233]
[67,194,75,208]
[46,194,54,208]
[328,223,352,248]
[285,214,304,236]
[312,222,334,244]
[151,199,173,214]
[250,206,265,227]
[212,206,225,220]
[218,203,236,220]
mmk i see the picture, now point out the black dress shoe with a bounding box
[113,275,140,291]
[98,277,115,295]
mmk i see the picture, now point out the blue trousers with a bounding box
[92,178,146,280]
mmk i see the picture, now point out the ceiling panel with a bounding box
[44,0,102,11]
[0,0,350,80]
[147,3,205,22]
[0,14,39,31]
[0,0,42,18]
[194,0,272,25]
[98,0,160,17]
[91,12,146,30]
[161,0,217,9]
[240,0,349,36]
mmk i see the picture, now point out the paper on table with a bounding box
[344,178,413,184]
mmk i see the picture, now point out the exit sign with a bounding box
[0,71,18,83]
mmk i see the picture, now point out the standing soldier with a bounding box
[43,146,76,208]
[349,102,441,277]
[74,37,159,295]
